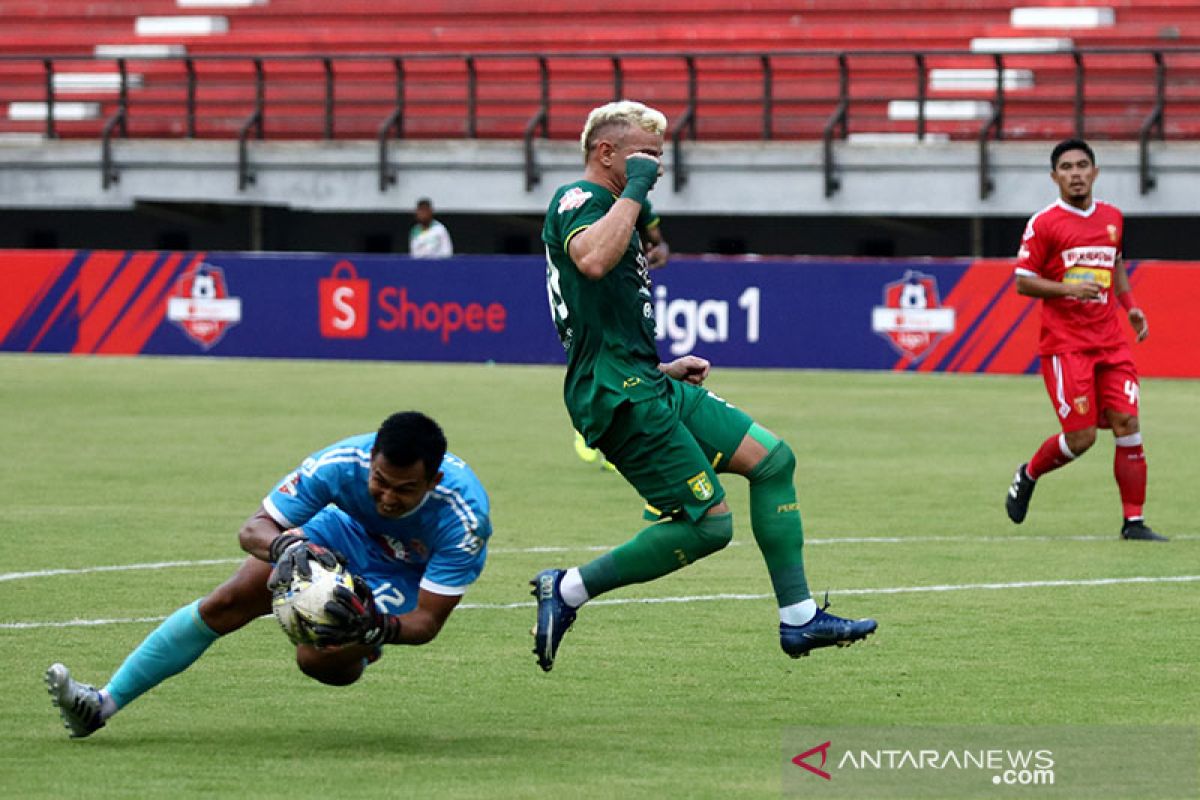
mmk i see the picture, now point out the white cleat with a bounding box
[45,663,105,738]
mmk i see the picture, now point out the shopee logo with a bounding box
[319,261,369,339]
[317,263,507,344]
[377,286,506,343]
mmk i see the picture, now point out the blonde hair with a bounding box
[580,100,668,159]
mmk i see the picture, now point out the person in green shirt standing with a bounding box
[409,198,453,259]
[533,100,877,672]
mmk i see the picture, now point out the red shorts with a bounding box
[1040,346,1140,433]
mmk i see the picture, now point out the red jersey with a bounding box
[1015,198,1126,355]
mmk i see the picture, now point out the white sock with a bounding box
[98,689,118,721]
[559,568,590,608]
[780,598,818,627]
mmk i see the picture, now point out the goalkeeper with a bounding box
[46,411,491,738]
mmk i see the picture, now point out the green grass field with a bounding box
[1,354,1196,799]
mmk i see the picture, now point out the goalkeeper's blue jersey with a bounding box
[262,433,490,597]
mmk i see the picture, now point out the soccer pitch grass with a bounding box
[1,354,1196,799]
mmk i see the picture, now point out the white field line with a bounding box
[0,558,244,583]
[2,574,1197,630]
[458,574,1200,610]
[4,533,1193,585]
[2,616,176,630]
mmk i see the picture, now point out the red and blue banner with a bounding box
[1,250,1196,377]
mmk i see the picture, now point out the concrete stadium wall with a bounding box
[0,139,1197,218]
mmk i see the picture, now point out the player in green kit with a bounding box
[571,186,668,472]
[533,100,877,671]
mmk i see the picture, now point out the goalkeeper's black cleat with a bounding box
[531,568,576,673]
[780,598,877,659]
[1120,520,1169,542]
[45,663,105,738]
[1005,463,1037,524]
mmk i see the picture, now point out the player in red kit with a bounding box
[1004,139,1166,541]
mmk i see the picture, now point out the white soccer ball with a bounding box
[271,560,355,646]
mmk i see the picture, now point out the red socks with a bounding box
[1026,433,1076,480]
[1027,431,1147,518]
[1114,434,1147,520]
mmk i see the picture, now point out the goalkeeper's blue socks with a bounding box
[102,599,220,714]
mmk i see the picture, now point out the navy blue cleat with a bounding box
[780,599,877,659]
[531,568,577,672]
[45,663,105,738]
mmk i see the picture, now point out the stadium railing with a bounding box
[1,47,1196,197]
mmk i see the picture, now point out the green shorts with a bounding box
[595,380,755,522]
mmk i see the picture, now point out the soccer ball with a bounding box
[271,560,355,646]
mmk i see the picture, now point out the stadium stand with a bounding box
[1,0,1198,141]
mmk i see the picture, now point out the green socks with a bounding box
[580,512,733,597]
[746,431,812,607]
[574,425,810,607]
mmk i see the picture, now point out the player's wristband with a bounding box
[268,532,305,563]
[620,156,660,205]
[1117,291,1137,311]
[620,177,654,206]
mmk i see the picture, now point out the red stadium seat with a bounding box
[0,0,1197,141]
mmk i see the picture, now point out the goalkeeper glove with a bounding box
[620,153,661,205]
[313,575,400,648]
[266,533,343,591]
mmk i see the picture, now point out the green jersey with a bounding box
[542,180,665,442]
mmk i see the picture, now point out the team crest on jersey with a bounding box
[870,270,956,362]
[166,263,242,350]
[1107,224,1119,244]
[558,187,593,214]
[374,534,424,563]
[687,471,715,502]
[1073,395,1090,416]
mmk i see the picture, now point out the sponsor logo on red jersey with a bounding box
[1061,246,1117,269]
